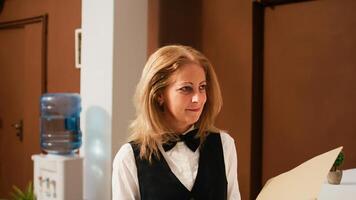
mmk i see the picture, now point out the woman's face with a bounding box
[160,63,207,133]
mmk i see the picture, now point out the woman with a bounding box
[112,45,241,200]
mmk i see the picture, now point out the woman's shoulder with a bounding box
[208,130,235,142]
[219,130,235,141]
[113,143,135,167]
[210,130,236,148]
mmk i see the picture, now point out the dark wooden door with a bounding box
[0,22,43,198]
[262,0,356,183]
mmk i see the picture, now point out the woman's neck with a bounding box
[170,124,194,135]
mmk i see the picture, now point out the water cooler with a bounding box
[32,93,83,200]
[32,154,83,200]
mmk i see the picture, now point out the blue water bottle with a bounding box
[40,93,82,154]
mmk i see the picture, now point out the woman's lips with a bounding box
[186,108,200,112]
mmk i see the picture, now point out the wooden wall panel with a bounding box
[201,0,253,199]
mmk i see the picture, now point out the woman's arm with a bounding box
[221,132,241,200]
[112,143,140,200]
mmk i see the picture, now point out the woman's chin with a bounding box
[185,116,201,125]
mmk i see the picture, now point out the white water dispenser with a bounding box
[32,154,83,200]
[32,93,83,200]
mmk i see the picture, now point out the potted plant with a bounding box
[10,182,36,200]
[327,151,344,185]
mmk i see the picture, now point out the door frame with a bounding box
[0,14,48,93]
[0,14,48,196]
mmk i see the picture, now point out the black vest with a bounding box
[130,133,227,200]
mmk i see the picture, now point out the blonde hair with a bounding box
[129,45,223,161]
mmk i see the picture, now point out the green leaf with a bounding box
[25,182,34,199]
[11,185,25,198]
[10,182,36,200]
[333,152,345,169]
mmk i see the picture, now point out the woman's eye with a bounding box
[179,86,192,92]
[199,84,207,91]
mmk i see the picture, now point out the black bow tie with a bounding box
[162,129,200,152]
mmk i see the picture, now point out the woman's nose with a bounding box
[192,94,199,103]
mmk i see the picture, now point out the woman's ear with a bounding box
[156,93,165,112]
[157,94,164,106]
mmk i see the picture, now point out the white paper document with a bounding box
[257,146,343,200]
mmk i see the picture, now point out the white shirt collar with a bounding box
[181,125,195,135]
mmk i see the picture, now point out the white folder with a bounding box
[257,146,343,200]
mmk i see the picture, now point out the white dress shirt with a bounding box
[112,130,241,200]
